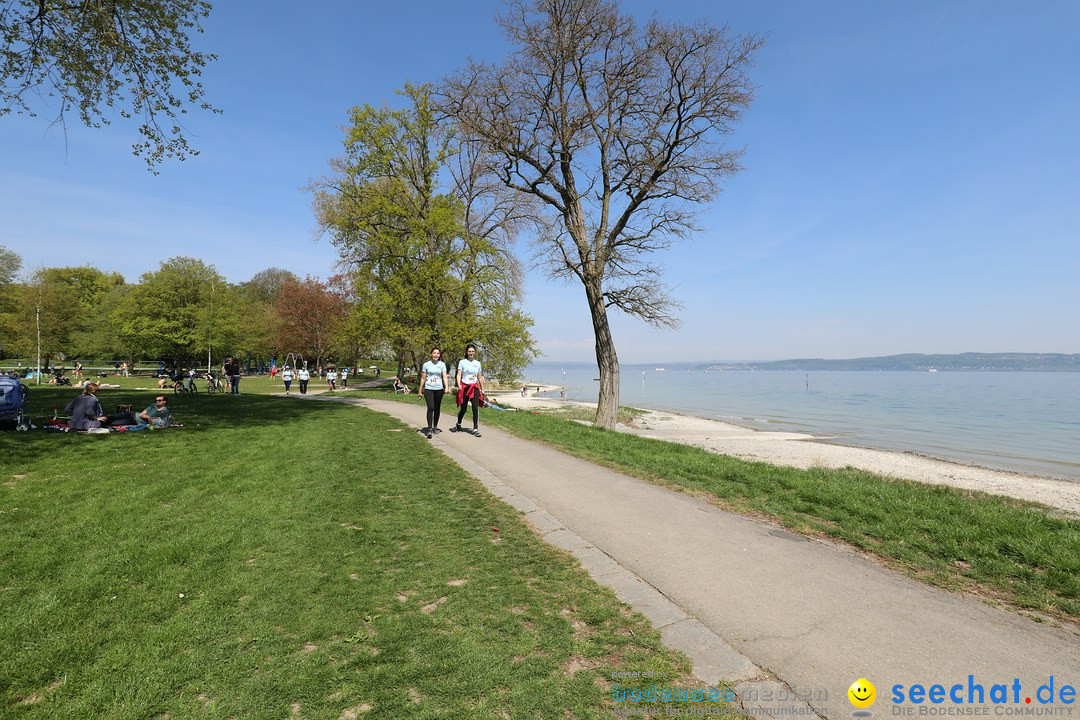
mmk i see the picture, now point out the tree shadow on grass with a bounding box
[0,386,384,465]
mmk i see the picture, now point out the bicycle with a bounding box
[173,375,199,395]
[204,372,226,394]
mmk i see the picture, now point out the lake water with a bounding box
[524,362,1080,481]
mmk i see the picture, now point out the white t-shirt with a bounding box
[423,360,447,390]
[298,369,310,380]
[458,358,482,385]
[328,371,337,381]
[282,369,293,381]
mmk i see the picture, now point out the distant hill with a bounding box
[703,353,1080,372]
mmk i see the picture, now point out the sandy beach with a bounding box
[488,387,1080,516]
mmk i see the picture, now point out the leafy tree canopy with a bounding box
[314,83,537,381]
[1,0,220,170]
[112,257,222,363]
[244,267,299,305]
[0,244,21,285]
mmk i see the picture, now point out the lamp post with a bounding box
[35,299,41,386]
[206,278,215,372]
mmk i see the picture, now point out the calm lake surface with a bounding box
[524,362,1080,481]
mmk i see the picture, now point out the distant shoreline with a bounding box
[493,384,1080,517]
[523,363,1080,482]
[709,352,1080,372]
[525,353,1080,372]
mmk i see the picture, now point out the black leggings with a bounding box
[424,388,445,429]
[456,386,480,428]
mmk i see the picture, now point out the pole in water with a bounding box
[805,373,809,391]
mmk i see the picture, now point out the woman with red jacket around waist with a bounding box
[451,343,485,437]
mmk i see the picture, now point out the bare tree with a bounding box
[441,0,761,428]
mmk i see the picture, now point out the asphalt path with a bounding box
[299,393,1080,720]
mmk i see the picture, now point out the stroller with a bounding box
[0,374,31,431]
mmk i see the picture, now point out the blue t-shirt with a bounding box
[458,358,482,385]
[423,360,447,390]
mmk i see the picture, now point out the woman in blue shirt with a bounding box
[417,347,450,439]
[451,343,485,437]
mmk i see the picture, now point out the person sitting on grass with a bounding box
[139,396,172,428]
[64,383,108,431]
[393,377,410,393]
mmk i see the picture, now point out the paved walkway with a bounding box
[300,394,1080,719]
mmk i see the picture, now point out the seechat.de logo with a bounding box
[849,678,877,717]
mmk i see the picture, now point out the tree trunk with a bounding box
[585,278,620,429]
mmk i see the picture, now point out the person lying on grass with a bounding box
[138,396,172,428]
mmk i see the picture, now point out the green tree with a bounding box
[314,83,537,381]
[4,265,122,365]
[200,273,250,369]
[38,266,125,360]
[237,268,296,366]
[1,0,220,169]
[74,284,135,362]
[243,268,298,306]
[442,0,760,427]
[0,244,21,286]
[10,276,64,366]
[112,257,223,364]
[0,245,22,358]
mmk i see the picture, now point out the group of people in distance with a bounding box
[417,343,485,439]
[280,365,311,395]
[278,365,369,394]
[63,383,172,431]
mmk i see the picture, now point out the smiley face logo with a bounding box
[848,678,876,709]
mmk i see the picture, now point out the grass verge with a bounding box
[343,388,1080,622]
[1,388,730,719]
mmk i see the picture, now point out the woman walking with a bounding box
[281,366,293,394]
[451,343,485,437]
[417,347,449,439]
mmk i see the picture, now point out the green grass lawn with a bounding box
[1,387,726,719]
[341,388,1080,622]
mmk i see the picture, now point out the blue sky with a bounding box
[3,0,1078,363]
